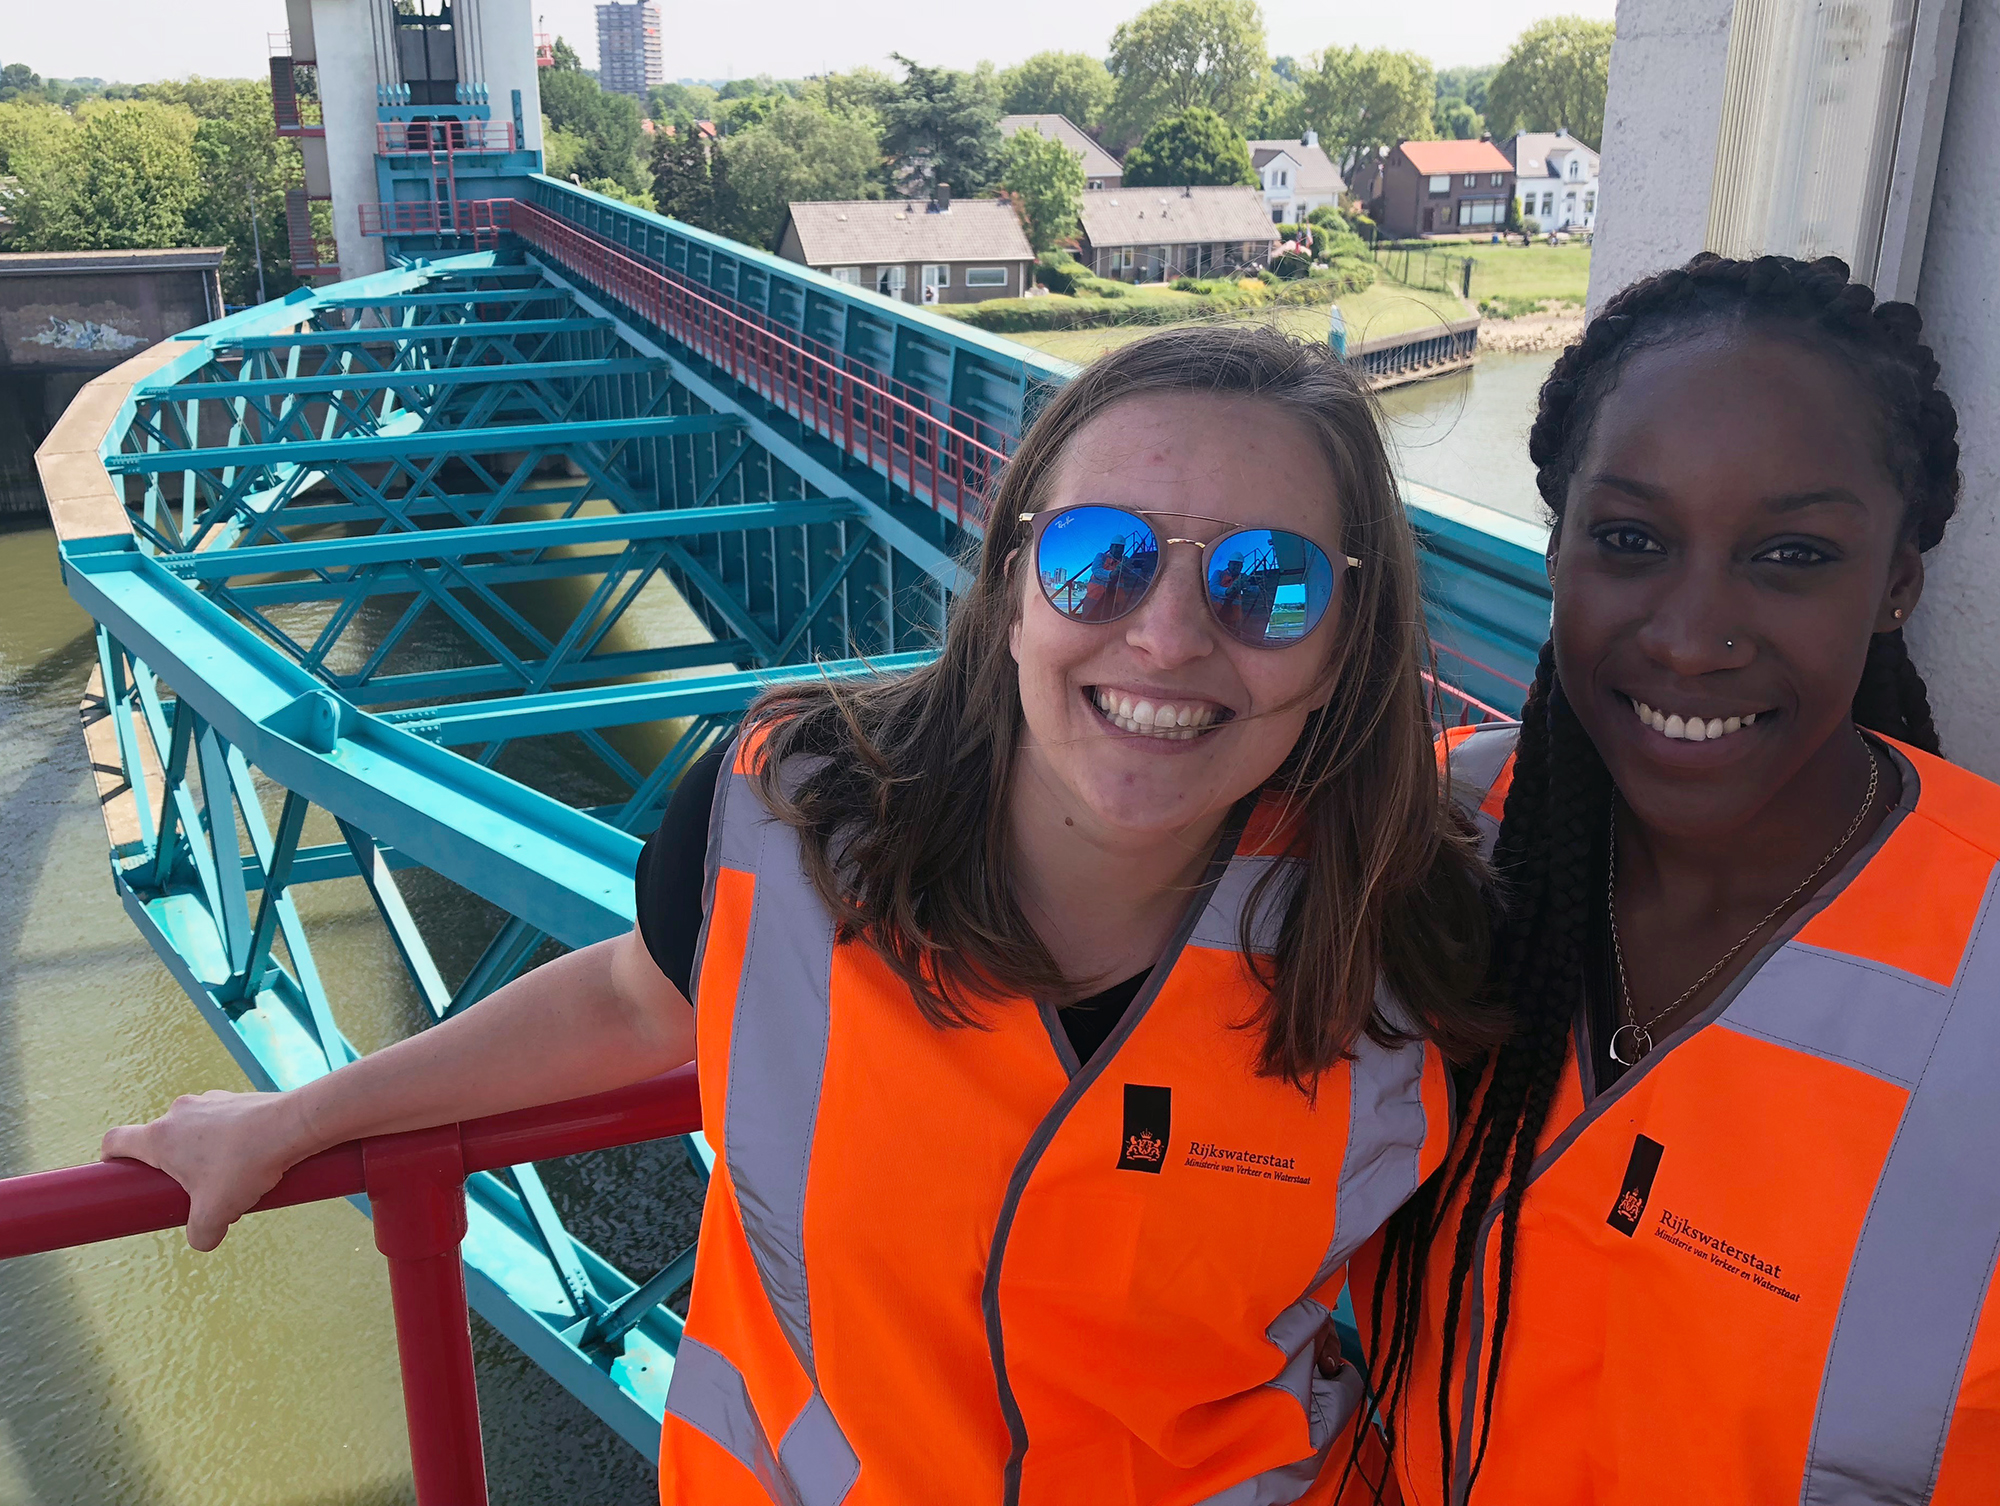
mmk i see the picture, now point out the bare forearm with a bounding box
[284,931,691,1157]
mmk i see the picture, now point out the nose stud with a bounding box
[1725,639,1735,650]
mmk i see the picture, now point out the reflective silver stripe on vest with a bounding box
[1800,861,2000,1505]
[1444,724,1517,857]
[677,756,859,1503]
[1197,1301,1365,1506]
[1718,942,1952,1089]
[1189,852,1289,954]
[719,764,833,1371]
[665,1337,803,1506]
[778,1392,862,1506]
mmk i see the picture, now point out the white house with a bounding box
[1508,128,1601,233]
[1247,131,1346,225]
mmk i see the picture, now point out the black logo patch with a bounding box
[1607,1134,1665,1236]
[1117,1084,1172,1173]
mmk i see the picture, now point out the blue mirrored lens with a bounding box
[1037,507,1160,624]
[1206,530,1335,645]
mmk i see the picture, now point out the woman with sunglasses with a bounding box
[1357,254,2000,1506]
[101,326,1498,1503]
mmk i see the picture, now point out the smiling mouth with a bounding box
[1088,687,1233,741]
[1626,695,1766,743]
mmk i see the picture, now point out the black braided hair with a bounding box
[1360,253,1964,1502]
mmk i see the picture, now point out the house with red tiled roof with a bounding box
[1367,138,1517,238]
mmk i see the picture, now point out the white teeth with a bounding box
[1634,698,1763,742]
[1092,690,1224,740]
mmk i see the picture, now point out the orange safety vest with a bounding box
[659,735,1452,1505]
[1367,724,2000,1506]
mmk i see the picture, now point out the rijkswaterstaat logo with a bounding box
[1607,1133,1665,1236]
[1118,1084,1172,1173]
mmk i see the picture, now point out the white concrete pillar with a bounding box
[1906,1,2000,775]
[312,0,388,280]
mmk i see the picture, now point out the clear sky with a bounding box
[9,0,1617,88]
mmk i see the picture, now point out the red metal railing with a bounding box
[0,1067,702,1506]
[378,120,519,155]
[1426,642,1528,727]
[358,198,513,249]
[508,198,1011,528]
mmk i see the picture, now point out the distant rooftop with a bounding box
[1077,186,1276,249]
[1247,137,1346,197]
[998,115,1123,180]
[782,198,1033,265]
[1397,139,1516,176]
[0,248,226,277]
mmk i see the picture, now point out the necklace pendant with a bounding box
[1609,1023,1653,1067]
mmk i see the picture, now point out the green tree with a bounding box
[0,63,46,104]
[881,54,1002,196]
[1299,47,1434,181]
[542,125,587,180]
[1485,17,1614,145]
[716,97,884,249]
[1245,68,1307,138]
[1121,105,1255,188]
[1105,0,1268,142]
[998,124,1085,252]
[650,125,717,228]
[547,36,583,72]
[136,77,303,302]
[1438,98,1483,139]
[1435,64,1495,116]
[999,51,1115,129]
[7,100,201,251]
[540,66,646,189]
[648,81,719,120]
[798,67,898,125]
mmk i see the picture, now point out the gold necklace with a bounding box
[1606,741,1880,1066]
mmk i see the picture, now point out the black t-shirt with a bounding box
[633,749,1148,1064]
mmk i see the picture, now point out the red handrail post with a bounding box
[364,1125,488,1506]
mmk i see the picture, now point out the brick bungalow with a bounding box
[1368,138,1517,237]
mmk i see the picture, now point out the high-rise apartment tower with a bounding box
[596,2,663,99]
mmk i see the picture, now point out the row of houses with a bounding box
[770,116,1602,304]
[1367,128,1601,239]
[775,182,1282,305]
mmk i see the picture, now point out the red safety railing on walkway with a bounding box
[377,120,519,154]
[0,1067,702,1506]
[1426,642,1529,727]
[508,198,1011,528]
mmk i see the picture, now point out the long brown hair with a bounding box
[743,323,1501,1082]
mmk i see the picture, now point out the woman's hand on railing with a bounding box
[101,1088,310,1251]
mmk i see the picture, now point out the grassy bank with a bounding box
[1457,242,1593,317]
[1001,279,1471,363]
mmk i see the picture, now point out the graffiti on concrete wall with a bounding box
[28,316,145,353]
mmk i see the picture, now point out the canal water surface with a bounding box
[0,347,1554,1505]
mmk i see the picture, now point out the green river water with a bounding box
[0,349,1552,1505]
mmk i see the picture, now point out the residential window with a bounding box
[965,266,1007,287]
[876,265,907,300]
[1279,170,1288,186]
[829,266,861,286]
[1463,173,1476,188]
[1568,160,1580,179]
[1427,174,1450,194]
[1584,190,1597,214]
[1541,193,1555,217]
[1458,199,1502,226]
[1109,247,1136,275]
[1490,172,1505,186]
[1272,207,1285,224]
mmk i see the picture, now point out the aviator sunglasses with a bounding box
[1020,505,1357,649]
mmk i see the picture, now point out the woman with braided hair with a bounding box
[1353,251,2000,1505]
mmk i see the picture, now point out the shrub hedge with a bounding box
[944,256,1377,334]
